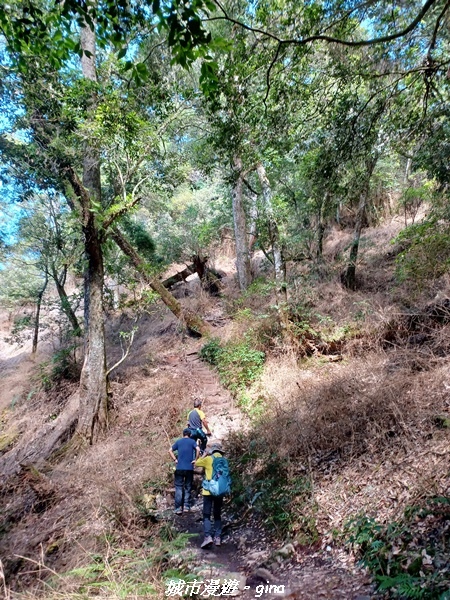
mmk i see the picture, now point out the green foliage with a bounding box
[2,314,35,347]
[229,445,316,540]
[345,497,450,599]
[199,336,222,365]
[149,177,229,264]
[121,217,158,261]
[398,178,435,224]
[235,391,266,419]
[395,221,450,287]
[56,548,157,597]
[244,277,277,298]
[199,337,265,396]
[51,526,198,597]
[11,315,33,335]
[38,347,80,390]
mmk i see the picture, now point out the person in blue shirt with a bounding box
[169,429,199,515]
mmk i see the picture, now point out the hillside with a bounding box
[1,216,449,600]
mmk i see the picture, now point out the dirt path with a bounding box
[168,335,375,599]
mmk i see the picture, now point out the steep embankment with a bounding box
[1,222,449,598]
[0,290,375,599]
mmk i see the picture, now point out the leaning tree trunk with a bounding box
[53,266,82,336]
[342,157,377,290]
[32,273,48,354]
[110,228,211,337]
[76,13,109,443]
[232,156,252,290]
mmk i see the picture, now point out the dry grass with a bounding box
[2,216,450,596]
[0,366,191,596]
[0,301,204,596]
[229,347,449,537]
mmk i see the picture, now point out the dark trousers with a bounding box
[174,470,193,510]
[189,428,208,453]
[202,494,223,538]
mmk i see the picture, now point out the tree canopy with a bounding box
[1,0,449,447]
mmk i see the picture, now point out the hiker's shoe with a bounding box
[174,508,183,515]
[213,537,221,546]
[201,536,213,548]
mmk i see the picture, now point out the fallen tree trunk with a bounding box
[161,259,222,296]
[111,228,211,337]
[161,264,195,288]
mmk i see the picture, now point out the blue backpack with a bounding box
[202,455,232,496]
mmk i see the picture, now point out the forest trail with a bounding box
[0,296,375,598]
[165,327,375,600]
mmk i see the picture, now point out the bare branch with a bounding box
[106,326,137,377]
[210,0,441,49]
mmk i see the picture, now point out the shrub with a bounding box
[38,346,80,390]
[345,496,450,599]
[199,337,265,397]
[228,441,317,540]
[395,221,450,288]
[199,337,222,365]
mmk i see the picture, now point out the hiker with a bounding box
[169,428,199,515]
[187,398,212,455]
[195,442,230,548]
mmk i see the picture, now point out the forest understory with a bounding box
[1,217,449,600]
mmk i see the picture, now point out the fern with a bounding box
[377,574,424,598]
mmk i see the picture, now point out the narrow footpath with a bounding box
[165,335,375,599]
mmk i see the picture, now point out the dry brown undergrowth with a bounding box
[2,222,450,597]
[0,305,208,596]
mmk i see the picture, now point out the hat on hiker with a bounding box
[209,443,224,454]
[183,428,192,436]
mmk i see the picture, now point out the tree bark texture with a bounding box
[77,220,108,441]
[232,157,252,290]
[32,274,48,354]
[75,15,109,443]
[256,162,285,284]
[247,186,258,253]
[110,229,211,337]
[192,255,222,295]
[161,264,195,288]
[341,157,378,290]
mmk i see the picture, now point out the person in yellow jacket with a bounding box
[187,398,212,454]
[195,443,224,548]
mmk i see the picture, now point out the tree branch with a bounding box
[106,326,137,377]
[210,0,441,48]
